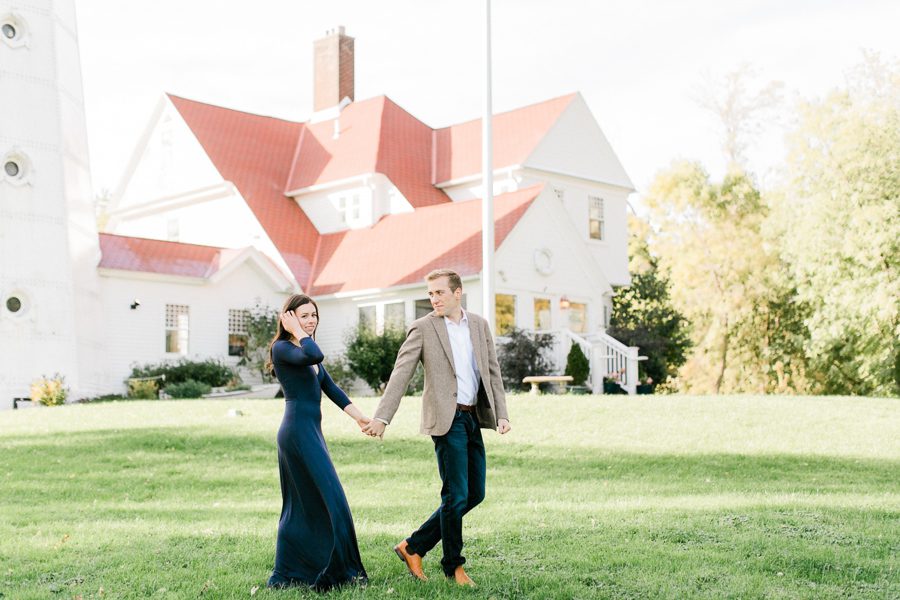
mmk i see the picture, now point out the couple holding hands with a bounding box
[265,269,511,592]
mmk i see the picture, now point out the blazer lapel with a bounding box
[468,314,487,377]
[430,313,457,374]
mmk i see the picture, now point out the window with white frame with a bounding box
[589,196,605,241]
[534,297,551,330]
[165,304,190,354]
[337,193,362,224]
[568,302,588,333]
[384,302,406,332]
[228,309,249,357]
[495,294,516,336]
[358,305,376,334]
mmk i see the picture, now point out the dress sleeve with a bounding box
[319,366,351,410]
[272,338,325,367]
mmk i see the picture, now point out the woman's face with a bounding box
[295,302,318,336]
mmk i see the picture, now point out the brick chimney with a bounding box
[314,26,354,112]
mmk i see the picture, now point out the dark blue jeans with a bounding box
[406,410,486,576]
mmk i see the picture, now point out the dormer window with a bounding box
[337,194,361,224]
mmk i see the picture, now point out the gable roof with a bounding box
[433,93,577,184]
[307,184,544,295]
[285,96,449,207]
[167,94,318,286]
[160,92,604,292]
[98,232,229,278]
[97,233,291,290]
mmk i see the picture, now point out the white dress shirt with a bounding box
[444,309,480,406]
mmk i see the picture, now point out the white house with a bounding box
[0,17,641,406]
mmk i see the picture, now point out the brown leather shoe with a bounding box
[450,566,476,587]
[393,540,427,581]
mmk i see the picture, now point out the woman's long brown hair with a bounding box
[265,294,319,375]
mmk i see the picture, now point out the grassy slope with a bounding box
[0,395,898,599]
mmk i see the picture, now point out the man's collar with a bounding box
[444,308,468,325]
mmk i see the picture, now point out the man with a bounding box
[362,269,511,587]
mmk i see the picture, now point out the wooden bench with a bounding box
[522,375,574,394]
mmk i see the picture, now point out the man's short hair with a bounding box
[425,269,462,292]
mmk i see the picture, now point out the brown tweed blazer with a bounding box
[373,311,509,436]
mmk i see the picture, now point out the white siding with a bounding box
[98,263,289,394]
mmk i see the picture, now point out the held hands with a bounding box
[497,418,511,434]
[281,311,308,340]
[361,419,386,439]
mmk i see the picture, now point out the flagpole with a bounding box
[482,0,495,334]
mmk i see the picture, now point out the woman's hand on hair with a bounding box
[281,310,307,340]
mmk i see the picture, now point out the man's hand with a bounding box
[362,419,386,438]
[497,418,511,434]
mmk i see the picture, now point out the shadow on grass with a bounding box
[1,428,898,503]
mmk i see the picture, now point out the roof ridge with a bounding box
[435,92,578,131]
[99,231,227,251]
[167,93,304,125]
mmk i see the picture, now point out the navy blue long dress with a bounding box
[267,337,367,591]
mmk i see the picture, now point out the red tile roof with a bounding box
[433,93,576,184]
[162,93,569,292]
[285,96,449,207]
[308,185,543,295]
[168,94,318,286]
[98,233,226,278]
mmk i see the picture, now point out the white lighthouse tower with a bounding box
[0,0,105,407]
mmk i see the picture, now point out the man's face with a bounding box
[427,276,462,317]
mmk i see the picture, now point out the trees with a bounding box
[644,164,810,394]
[773,54,900,395]
[607,216,691,388]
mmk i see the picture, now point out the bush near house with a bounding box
[129,358,235,389]
[343,326,424,395]
[126,379,159,400]
[29,373,69,406]
[497,327,555,392]
[164,379,212,399]
[564,343,590,387]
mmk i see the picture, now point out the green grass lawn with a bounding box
[1,395,898,599]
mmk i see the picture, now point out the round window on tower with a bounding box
[4,292,28,317]
[0,13,28,48]
[1,150,31,186]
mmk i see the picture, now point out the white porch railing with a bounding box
[557,329,643,395]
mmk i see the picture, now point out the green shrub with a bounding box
[165,379,212,399]
[29,373,68,406]
[130,358,234,388]
[127,379,159,399]
[323,354,358,391]
[237,302,279,383]
[345,325,407,393]
[564,343,590,386]
[497,328,555,392]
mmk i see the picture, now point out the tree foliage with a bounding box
[239,301,279,383]
[345,326,407,393]
[608,216,691,388]
[564,342,590,387]
[773,53,900,395]
[497,327,555,392]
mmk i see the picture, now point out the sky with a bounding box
[74,0,900,205]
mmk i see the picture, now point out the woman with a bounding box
[266,294,369,591]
